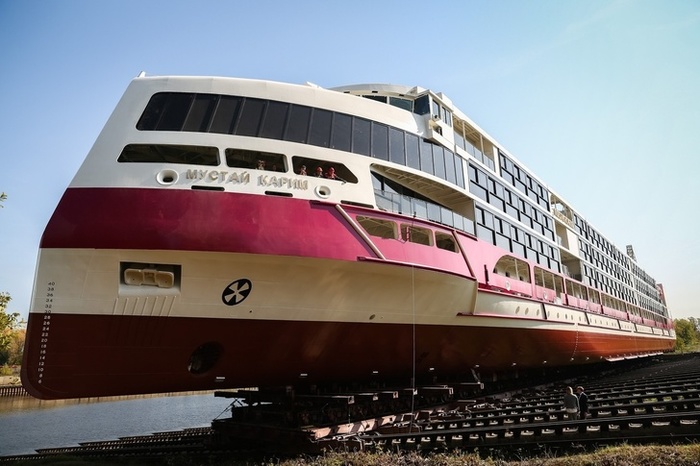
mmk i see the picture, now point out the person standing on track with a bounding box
[576,386,589,419]
[563,386,580,420]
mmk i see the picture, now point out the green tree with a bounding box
[0,293,20,363]
[674,318,700,353]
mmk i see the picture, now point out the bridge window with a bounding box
[357,216,397,239]
[118,144,219,166]
[494,255,531,282]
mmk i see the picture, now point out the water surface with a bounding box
[0,393,233,456]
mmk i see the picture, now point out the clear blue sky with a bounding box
[1,0,698,321]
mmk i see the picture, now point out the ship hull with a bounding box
[22,187,675,399]
[22,299,674,399]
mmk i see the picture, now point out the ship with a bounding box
[21,73,675,400]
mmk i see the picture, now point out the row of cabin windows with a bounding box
[575,214,628,267]
[630,261,657,289]
[580,238,632,289]
[493,255,662,321]
[136,92,466,190]
[498,152,549,210]
[583,262,665,318]
[475,204,561,273]
[117,144,359,183]
[356,216,459,252]
[372,173,476,236]
[469,162,555,243]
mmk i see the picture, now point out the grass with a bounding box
[7,443,700,465]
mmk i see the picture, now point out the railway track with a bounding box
[2,353,699,463]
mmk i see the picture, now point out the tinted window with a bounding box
[406,133,420,170]
[183,94,218,132]
[433,145,445,179]
[444,149,456,184]
[137,93,170,130]
[309,109,332,147]
[420,139,433,174]
[158,93,194,131]
[118,144,219,166]
[352,117,371,156]
[389,127,405,164]
[371,122,389,160]
[286,105,311,143]
[259,101,289,139]
[414,95,430,115]
[236,99,265,136]
[209,96,242,134]
[331,113,352,152]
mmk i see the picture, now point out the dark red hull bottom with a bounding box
[21,312,674,399]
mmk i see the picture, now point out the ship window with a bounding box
[371,122,389,160]
[389,96,412,111]
[137,92,194,131]
[363,94,387,103]
[286,104,311,143]
[357,216,397,239]
[118,144,219,166]
[401,224,433,246]
[433,145,446,180]
[414,95,430,115]
[225,148,287,172]
[209,96,242,134]
[420,139,434,174]
[455,153,465,188]
[494,255,531,282]
[235,98,265,136]
[351,117,371,156]
[183,94,218,132]
[534,266,562,293]
[444,150,456,184]
[436,232,458,252]
[291,156,358,183]
[406,133,420,170]
[389,127,405,164]
[309,108,332,147]
[259,101,289,140]
[331,113,352,152]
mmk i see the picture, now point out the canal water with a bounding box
[0,393,234,457]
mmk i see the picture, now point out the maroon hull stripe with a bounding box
[41,188,375,259]
[21,312,673,399]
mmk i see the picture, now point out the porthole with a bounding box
[315,185,331,199]
[157,169,179,185]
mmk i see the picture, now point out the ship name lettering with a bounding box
[257,175,308,190]
[185,169,250,184]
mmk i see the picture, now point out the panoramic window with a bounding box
[534,266,563,293]
[136,92,467,189]
[225,149,287,172]
[493,255,531,282]
[117,144,219,166]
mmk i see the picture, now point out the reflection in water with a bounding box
[0,393,233,457]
